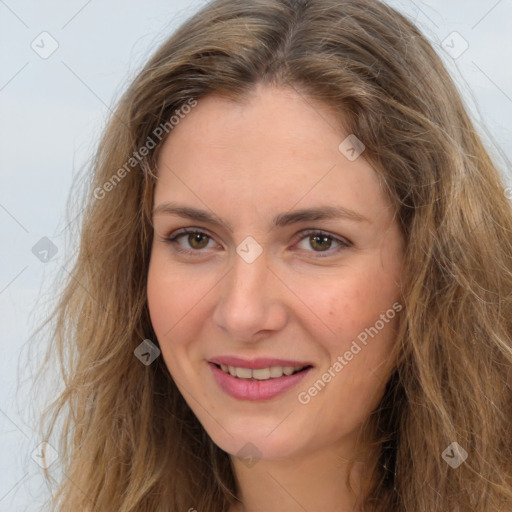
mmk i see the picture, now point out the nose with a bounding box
[212,248,288,342]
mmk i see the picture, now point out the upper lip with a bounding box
[209,356,313,369]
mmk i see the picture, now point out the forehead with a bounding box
[153,85,391,226]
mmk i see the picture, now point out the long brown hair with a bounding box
[32,0,512,510]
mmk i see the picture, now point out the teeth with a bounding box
[252,368,270,380]
[270,366,283,378]
[217,364,307,380]
[235,367,252,379]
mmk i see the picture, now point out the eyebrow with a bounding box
[152,201,371,230]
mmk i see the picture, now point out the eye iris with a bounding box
[310,234,331,251]
[189,232,209,249]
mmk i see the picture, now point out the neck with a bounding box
[228,442,377,512]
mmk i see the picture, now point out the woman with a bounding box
[34,0,512,510]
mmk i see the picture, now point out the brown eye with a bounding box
[187,232,210,249]
[164,228,217,254]
[294,230,351,257]
[309,234,332,251]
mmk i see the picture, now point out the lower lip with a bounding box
[209,363,312,401]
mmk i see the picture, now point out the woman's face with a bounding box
[147,84,404,463]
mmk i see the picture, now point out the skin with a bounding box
[147,83,405,512]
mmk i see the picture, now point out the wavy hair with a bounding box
[33,0,512,510]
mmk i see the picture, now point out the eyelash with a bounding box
[161,227,352,258]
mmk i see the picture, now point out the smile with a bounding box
[217,363,309,380]
[209,362,313,401]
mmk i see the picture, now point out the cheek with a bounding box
[147,261,192,381]
[312,264,400,340]
[147,260,175,338]
[303,260,401,398]
[147,249,203,335]
[304,285,399,436]
[146,250,220,377]
[146,254,196,352]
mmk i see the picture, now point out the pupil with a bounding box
[312,235,330,251]
[190,233,208,248]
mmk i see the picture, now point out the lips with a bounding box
[208,356,314,400]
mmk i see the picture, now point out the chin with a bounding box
[204,418,308,462]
